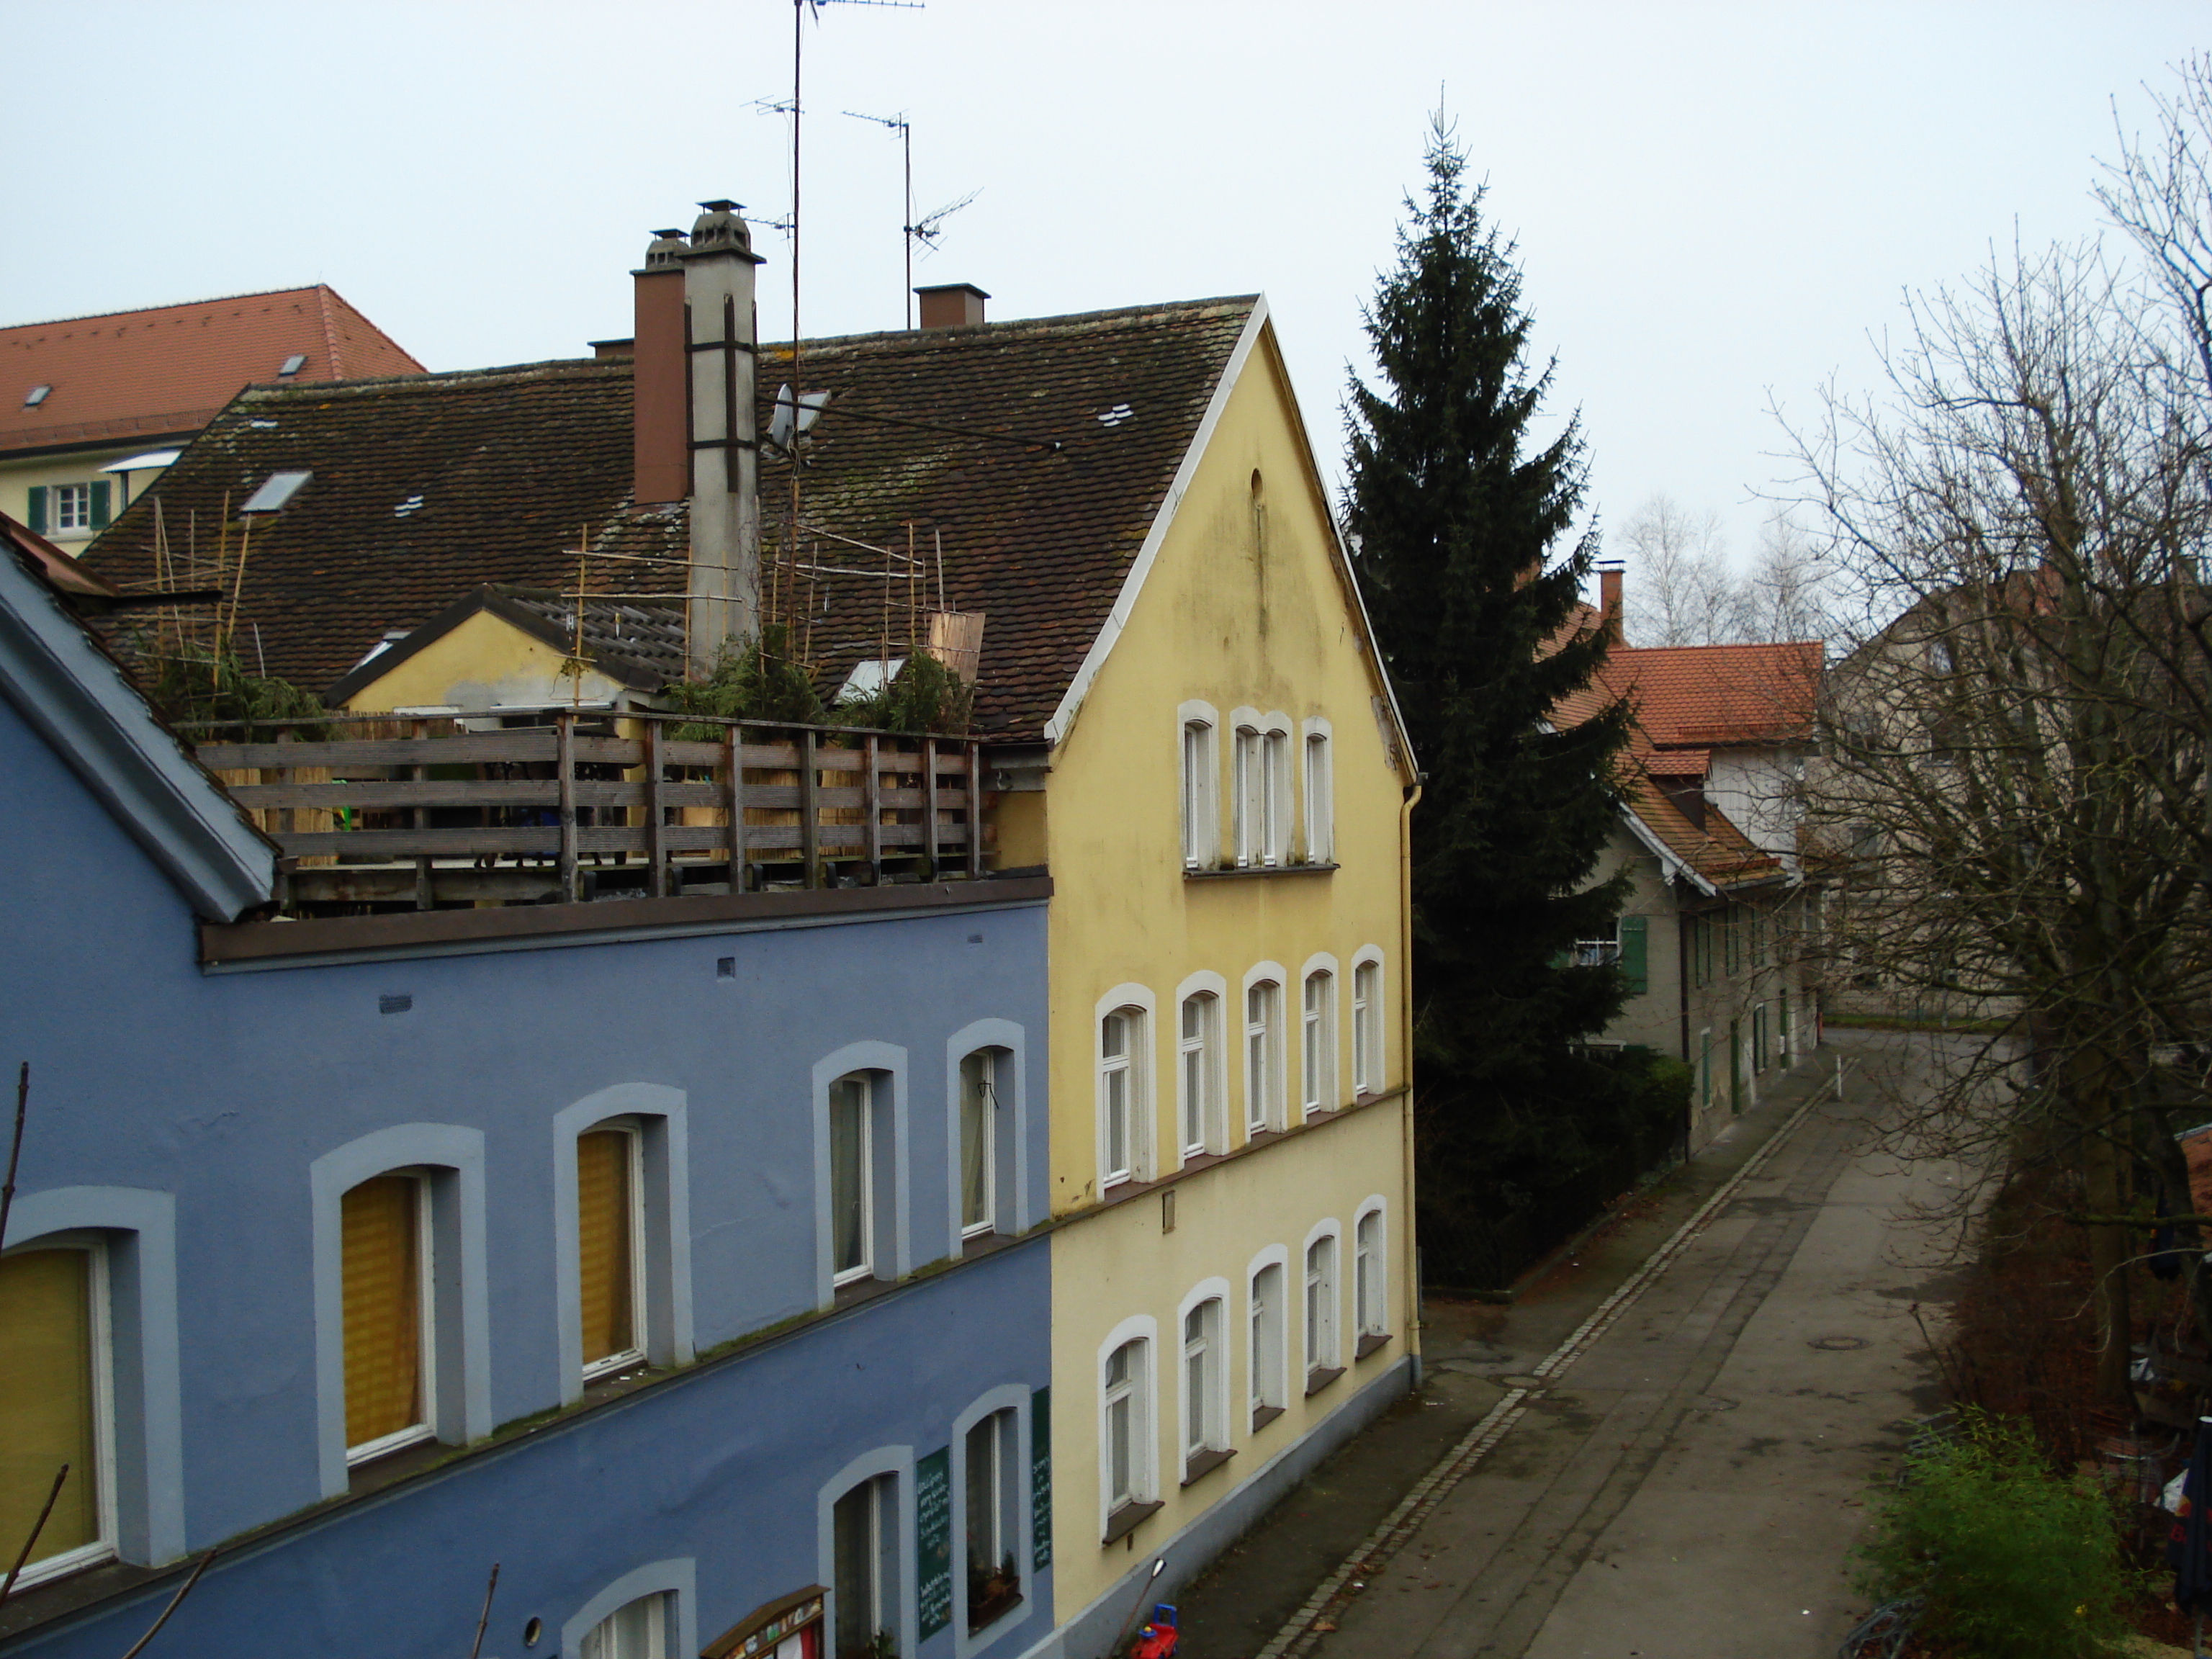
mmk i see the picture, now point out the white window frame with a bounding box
[50,481,92,534]
[1245,1246,1290,1431]
[1298,954,1340,1121]
[553,1082,694,1404]
[580,1591,670,1659]
[564,1563,698,1659]
[1177,701,1219,871]
[1177,1281,1231,1468]
[577,1120,649,1382]
[1095,986,1154,1191]
[0,1235,117,1589]
[1350,949,1385,1097]
[343,1169,439,1466]
[832,1472,899,1659]
[1097,1316,1158,1532]
[1173,971,1228,1161]
[1303,1221,1341,1382]
[1231,720,1264,867]
[1301,717,1334,864]
[958,1048,997,1240]
[1354,1200,1388,1346]
[1241,963,1286,1136]
[830,1073,877,1287]
[1262,724,1291,865]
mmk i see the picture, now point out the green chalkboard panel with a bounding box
[1030,1388,1053,1570]
[917,1447,953,1640]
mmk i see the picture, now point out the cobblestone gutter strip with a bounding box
[1252,1069,1844,1659]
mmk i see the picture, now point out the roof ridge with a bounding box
[0,284,337,335]
[757,294,1261,356]
[234,357,626,400]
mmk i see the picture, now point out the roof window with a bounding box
[278,354,307,377]
[240,469,313,513]
[23,385,51,408]
[837,657,906,703]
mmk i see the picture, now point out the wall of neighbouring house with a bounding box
[1033,321,1415,1646]
[339,606,635,712]
[1598,825,1683,1058]
[3,447,168,548]
[1704,746,1804,860]
[0,692,1055,1659]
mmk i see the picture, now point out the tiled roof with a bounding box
[1544,613,1797,889]
[91,297,1256,737]
[1601,639,1821,747]
[88,358,683,693]
[1,286,423,455]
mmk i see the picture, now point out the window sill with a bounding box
[1103,1499,1164,1545]
[1250,1403,1285,1432]
[1184,862,1338,882]
[1355,1331,1392,1361]
[967,1587,1024,1635]
[1305,1365,1344,1398]
[1182,1447,1237,1488]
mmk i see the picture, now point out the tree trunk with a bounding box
[2082,1110,2136,1408]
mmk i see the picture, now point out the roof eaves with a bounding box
[1041,297,1266,748]
[1619,800,1718,897]
[0,538,275,920]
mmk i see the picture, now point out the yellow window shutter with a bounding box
[577,1130,635,1366]
[0,1249,100,1565]
[341,1175,422,1448]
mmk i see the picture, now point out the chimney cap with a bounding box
[685,199,764,264]
[913,282,992,301]
[637,225,690,274]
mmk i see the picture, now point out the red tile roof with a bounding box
[1,287,423,455]
[1602,639,1821,747]
[1545,613,1806,889]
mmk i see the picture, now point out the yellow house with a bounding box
[969,299,1416,1654]
[99,234,1416,1659]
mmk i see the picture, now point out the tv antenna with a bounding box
[843,110,980,328]
[773,0,921,653]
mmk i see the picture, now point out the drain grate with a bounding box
[1809,1335,1870,1351]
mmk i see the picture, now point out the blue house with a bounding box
[0,525,1056,1659]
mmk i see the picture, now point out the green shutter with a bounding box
[1724,908,1739,976]
[25,485,45,535]
[88,480,111,531]
[1619,915,1648,995]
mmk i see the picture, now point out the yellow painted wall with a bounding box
[2,449,171,548]
[1042,320,1415,1619]
[341,608,630,714]
[1048,1102,1407,1607]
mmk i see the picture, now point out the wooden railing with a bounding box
[191,711,986,910]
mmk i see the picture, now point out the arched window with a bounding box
[341,1172,434,1462]
[1180,714,1218,870]
[1303,720,1334,863]
[1181,1297,1226,1476]
[1244,979,1282,1135]
[577,1122,647,1380]
[583,1593,672,1659]
[0,1241,111,1586]
[1301,968,1335,1118]
[1178,991,1222,1156]
[1099,1006,1147,1188]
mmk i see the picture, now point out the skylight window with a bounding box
[395,493,426,518]
[23,385,50,408]
[278,354,307,377]
[240,469,313,513]
[837,657,905,703]
[1097,403,1133,427]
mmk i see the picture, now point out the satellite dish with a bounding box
[769,385,834,451]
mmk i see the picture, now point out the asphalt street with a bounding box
[1308,1032,1962,1659]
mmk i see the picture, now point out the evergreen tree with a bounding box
[1344,121,1640,1264]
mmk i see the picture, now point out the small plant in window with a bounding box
[863,1630,899,1659]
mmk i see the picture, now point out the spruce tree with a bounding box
[1344,121,1637,1267]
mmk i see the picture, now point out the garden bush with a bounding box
[1853,1408,2140,1657]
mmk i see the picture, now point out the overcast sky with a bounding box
[8,1,2206,578]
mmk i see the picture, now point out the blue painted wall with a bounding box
[0,701,1054,1659]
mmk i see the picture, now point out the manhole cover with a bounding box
[1809,1335,1869,1352]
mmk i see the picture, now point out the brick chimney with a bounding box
[1598,559,1624,644]
[631,228,689,505]
[914,283,989,329]
[680,201,764,670]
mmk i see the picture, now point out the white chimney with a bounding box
[681,200,763,671]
